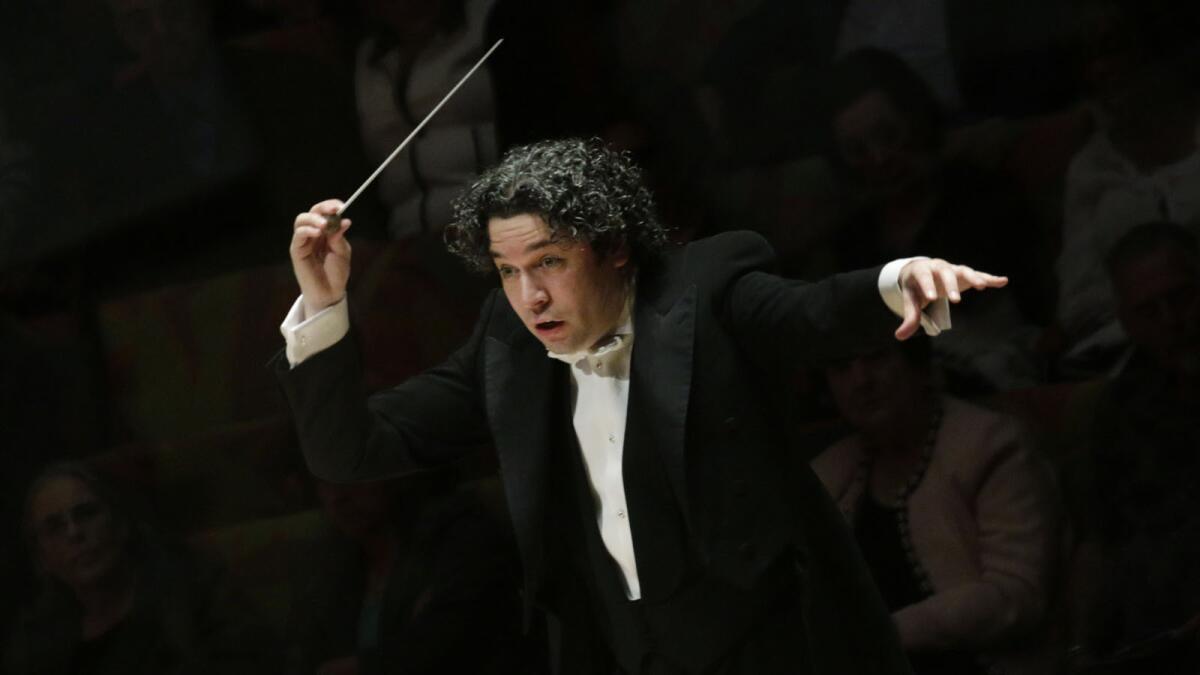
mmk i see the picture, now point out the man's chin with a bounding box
[543,340,582,355]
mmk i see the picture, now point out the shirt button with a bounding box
[617,510,626,519]
[299,336,308,346]
[607,434,616,443]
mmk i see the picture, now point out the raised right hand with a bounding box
[290,199,352,318]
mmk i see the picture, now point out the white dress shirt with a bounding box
[280,258,946,600]
[545,308,639,598]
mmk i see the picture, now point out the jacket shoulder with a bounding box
[640,231,778,306]
[676,231,777,275]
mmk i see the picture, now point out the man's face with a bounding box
[488,214,630,354]
[1114,247,1200,372]
[29,476,127,592]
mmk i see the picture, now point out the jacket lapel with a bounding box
[484,331,559,600]
[628,283,697,531]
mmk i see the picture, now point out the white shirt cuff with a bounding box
[280,295,350,367]
[878,258,951,337]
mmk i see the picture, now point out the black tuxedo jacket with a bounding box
[277,231,911,673]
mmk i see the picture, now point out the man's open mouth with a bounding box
[536,320,564,332]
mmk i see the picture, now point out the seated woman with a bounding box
[812,337,1061,674]
[284,470,533,675]
[3,462,276,674]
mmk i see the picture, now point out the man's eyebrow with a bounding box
[489,238,556,258]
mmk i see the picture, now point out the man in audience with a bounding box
[825,48,1049,393]
[1053,0,1200,376]
[1064,222,1200,673]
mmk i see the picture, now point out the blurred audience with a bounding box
[353,0,498,240]
[95,0,260,218]
[285,472,533,675]
[1052,0,1200,376]
[0,90,37,270]
[1062,222,1200,673]
[831,0,1072,120]
[699,0,1074,167]
[3,462,277,674]
[7,1,1200,672]
[813,337,1061,674]
[825,48,1051,392]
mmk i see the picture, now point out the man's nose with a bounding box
[520,276,548,310]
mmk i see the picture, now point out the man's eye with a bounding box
[540,257,563,269]
[498,266,516,279]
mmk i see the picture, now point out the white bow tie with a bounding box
[547,333,634,376]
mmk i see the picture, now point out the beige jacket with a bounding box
[812,396,1061,675]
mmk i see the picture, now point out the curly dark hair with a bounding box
[445,138,668,271]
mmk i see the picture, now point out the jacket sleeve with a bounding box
[274,292,498,482]
[893,417,1060,651]
[705,231,899,366]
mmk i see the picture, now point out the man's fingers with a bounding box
[938,265,961,303]
[291,224,325,254]
[895,288,921,340]
[309,198,345,215]
[977,271,1008,288]
[915,265,938,302]
[294,211,331,232]
[293,215,352,254]
[326,219,353,256]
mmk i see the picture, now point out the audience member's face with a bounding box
[29,476,127,592]
[834,90,935,195]
[489,213,630,355]
[826,347,928,434]
[1114,247,1200,373]
[316,480,393,540]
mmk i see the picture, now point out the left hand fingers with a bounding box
[895,286,922,340]
[899,258,1009,308]
[937,265,961,303]
[919,259,1009,296]
[913,264,940,304]
[965,268,1008,290]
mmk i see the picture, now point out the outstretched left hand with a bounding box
[896,258,1008,340]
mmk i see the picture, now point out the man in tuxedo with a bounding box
[275,138,1006,674]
